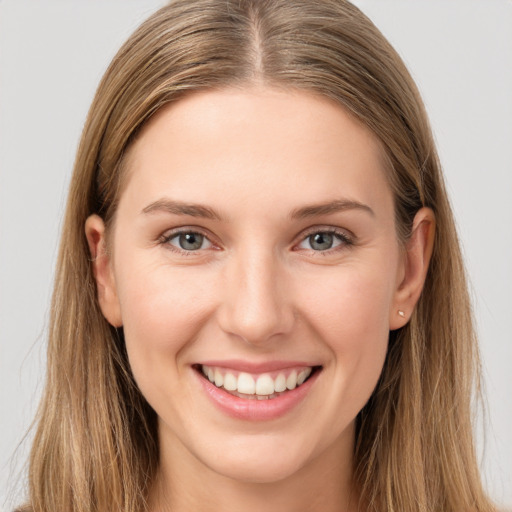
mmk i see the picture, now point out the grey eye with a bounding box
[297,231,346,252]
[169,232,212,251]
[309,232,334,251]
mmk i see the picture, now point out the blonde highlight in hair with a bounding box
[20,1,495,511]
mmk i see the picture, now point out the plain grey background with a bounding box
[1,1,511,510]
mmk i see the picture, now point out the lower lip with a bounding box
[195,368,320,421]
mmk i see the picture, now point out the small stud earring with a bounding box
[398,310,405,318]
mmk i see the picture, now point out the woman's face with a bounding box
[88,87,429,485]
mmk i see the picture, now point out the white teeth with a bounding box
[286,370,297,390]
[223,372,237,391]
[200,365,314,397]
[237,372,256,395]
[255,374,275,395]
[297,368,312,385]
[274,373,287,392]
[214,369,224,387]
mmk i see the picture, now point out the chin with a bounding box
[205,451,309,484]
[189,428,324,484]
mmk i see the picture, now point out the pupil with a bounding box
[310,233,333,250]
[179,233,203,250]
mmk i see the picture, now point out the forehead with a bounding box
[120,86,392,218]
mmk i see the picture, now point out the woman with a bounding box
[17,1,497,511]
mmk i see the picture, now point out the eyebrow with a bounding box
[290,199,375,219]
[141,199,222,220]
[141,197,374,221]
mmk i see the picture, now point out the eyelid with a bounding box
[157,224,355,255]
[293,226,355,252]
[159,226,219,253]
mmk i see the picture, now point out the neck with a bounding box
[150,424,359,512]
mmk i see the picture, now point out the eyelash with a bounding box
[296,227,354,255]
[159,228,215,256]
[158,226,354,255]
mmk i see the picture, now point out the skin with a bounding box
[86,87,434,512]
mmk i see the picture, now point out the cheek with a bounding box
[301,264,394,342]
[296,260,395,393]
[114,257,218,386]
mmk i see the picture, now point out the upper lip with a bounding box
[195,359,321,373]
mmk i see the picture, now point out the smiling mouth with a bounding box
[194,364,321,400]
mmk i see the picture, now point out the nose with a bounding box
[217,248,295,346]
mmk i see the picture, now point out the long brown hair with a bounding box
[20,1,495,511]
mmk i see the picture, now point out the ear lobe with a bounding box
[85,214,123,327]
[389,207,435,330]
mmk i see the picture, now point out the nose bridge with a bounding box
[218,244,293,345]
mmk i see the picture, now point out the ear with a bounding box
[85,214,123,327]
[389,207,435,330]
